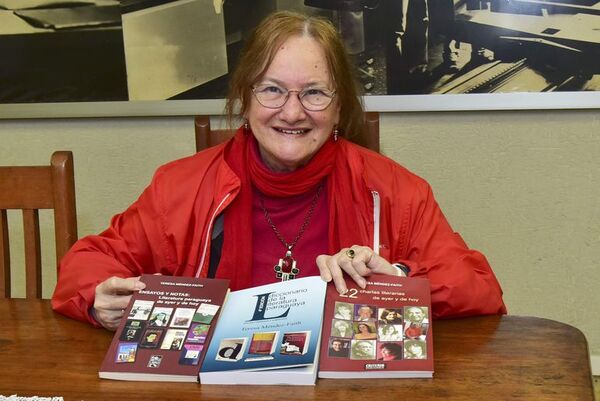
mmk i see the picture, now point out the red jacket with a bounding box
[52,139,506,325]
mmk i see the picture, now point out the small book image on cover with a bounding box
[128,299,154,320]
[279,331,311,356]
[186,323,210,344]
[160,329,187,351]
[147,354,163,368]
[170,307,196,328]
[139,328,164,349]
[193,303,220,324]
[179,344,204,366]
[115,343,137,363]
[215,338,247,362]
[147,307,173,327]
[119,319,146,342]
[248,331,279,355]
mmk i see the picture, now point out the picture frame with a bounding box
[1,0,599,119]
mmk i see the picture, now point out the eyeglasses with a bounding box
[252,84,336,111]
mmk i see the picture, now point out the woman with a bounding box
[354,323,377,340]
[51,11,506,331]
[378,308,403,325]
[331,319,353,338]
[378,324,402,341]
[378,342,402,361]
[404,340,427,359]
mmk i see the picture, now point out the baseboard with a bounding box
[592,354,600,376]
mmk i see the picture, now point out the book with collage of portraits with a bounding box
[318,274,433,378]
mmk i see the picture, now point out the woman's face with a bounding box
[358,324,369,333]
[246,35,340,172]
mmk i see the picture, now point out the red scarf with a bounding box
[216,128,372,290]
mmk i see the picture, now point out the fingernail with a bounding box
[359,279,367,289]
[134,281,146,290]
[339,288,348,295]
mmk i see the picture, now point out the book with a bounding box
[318,274,433,378]
[99,275,327,385]
[99,274,230,382]
[199,276,327,385]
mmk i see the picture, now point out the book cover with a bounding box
[199,276,327,385]
[249,332,279,355]
[318,274,433,378]
[99,274,230,382]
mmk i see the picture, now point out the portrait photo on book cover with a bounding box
[378,308,403,325]
[331,319,354,338]
[404,340,427,360]
[353,322,378,340]
[328,338,351,358]
[377,342,403,361]
[350,339,377,360]
[354,304,377,322]
[333,301,353,320]
[378,324,403,341]
[403,306,429,341]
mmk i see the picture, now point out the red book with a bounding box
[318,274,433,378]
[99,274,229,382]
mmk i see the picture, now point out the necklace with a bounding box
[259,183,323,281]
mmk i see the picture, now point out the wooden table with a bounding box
[0,299,594,401]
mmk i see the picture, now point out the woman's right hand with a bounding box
[92,276,146,331]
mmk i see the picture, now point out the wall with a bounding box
[1,110,598,371]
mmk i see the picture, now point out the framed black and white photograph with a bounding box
[2,0,600,118]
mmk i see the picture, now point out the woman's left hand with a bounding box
[316,245,404,294]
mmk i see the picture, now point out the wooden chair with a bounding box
[194,111,380,153]
[0,151,78,299]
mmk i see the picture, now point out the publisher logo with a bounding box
[365,363,385,370]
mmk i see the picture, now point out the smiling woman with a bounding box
[51,10,507,331]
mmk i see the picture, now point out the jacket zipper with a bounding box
[371,190,380,255]
[195,192,232,278]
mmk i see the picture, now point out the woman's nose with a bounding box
[279,92,306,123]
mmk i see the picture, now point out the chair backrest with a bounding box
[194,112,380,153]
[0,151,78,299]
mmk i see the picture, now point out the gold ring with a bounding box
[345,249,355,259]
